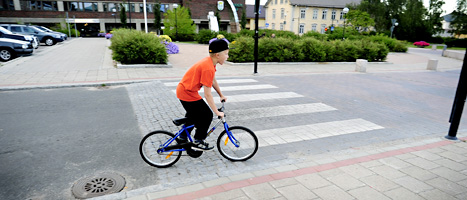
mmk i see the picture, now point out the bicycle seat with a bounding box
[172,117,188,126]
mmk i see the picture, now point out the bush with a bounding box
[171,33,195,41]
[298,37,326,62]
[301,31,328,41]
[228,36,389,63]
[109,28,168,64]
[258,37,301,62]
[228,36,254,62]
[445,38,467,48]
[368,34,407,52]
[195,29,218,44]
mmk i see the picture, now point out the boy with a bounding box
[176,39,229,151]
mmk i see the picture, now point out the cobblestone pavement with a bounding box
[109,68,467,200]
[1,38,466,199]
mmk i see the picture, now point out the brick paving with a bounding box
[1,38,466,200]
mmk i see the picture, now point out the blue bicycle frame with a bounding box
[157,117,240,154]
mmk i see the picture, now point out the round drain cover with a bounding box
[72,173,125,199]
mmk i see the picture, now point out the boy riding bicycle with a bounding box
[176,39,229,151]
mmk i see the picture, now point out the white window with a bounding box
[281,8,285,19]
[340,11,344,20]
[280,23,284,30]
[312,24,317,31]
[272,23,276,30]
[300,9,306,19]
[321,24,326,33]
[280,0,283,4]
[272,9,276,19]
[313,9,318,19]
[299,24,305,34]
[322,10,327,20]
[331,10,336,20]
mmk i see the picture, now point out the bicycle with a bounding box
[139,101,259,168]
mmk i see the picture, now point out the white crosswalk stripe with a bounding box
[164,79,258,87]
[228,103,337,120]
[255,119,384,147]
[171,84,278,93]
[214,92,304,103]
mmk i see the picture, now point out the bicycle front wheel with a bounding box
[217,126,258,161]
[139,130,182,168]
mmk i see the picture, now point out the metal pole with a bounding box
[73,15,77,38]
[143,0,148,33]
[128,0,132,29]
[447,51,467,140]
[66,12,71,38]
[253,0,260,74]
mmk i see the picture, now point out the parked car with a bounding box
[32,25,67,41]
[0,24,63,46]
[0,26,38,49]
[0,38,34,62]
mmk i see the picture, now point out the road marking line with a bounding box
[256,119,384,147]
[170,84,278,93]
[214,92,303,103]
[164,79,258,87]
[228,103,337,120]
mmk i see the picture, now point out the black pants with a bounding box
[180,99,213,141]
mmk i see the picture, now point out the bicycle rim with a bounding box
[139,131,182,168]
[217,126,258,161]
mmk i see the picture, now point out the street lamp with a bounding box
[173,4,178,40]
[342,7,349,40]
[390,19,398,38]
[112,8,116,27]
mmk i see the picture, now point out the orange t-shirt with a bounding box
[176,56,216,102]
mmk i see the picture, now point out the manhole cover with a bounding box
[72,173,125,199]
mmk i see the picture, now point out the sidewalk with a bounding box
[0,38,464,90]
[97,134,467,200]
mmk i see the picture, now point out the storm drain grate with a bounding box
[72,173,125,199]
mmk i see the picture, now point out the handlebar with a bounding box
[217,100,225,118]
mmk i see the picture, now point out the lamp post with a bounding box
[390,19,398,38]
[342,7,349,40]
[173,4,178,40]
[112,8,117,28]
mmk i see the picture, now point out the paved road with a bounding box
[0,38,466,199]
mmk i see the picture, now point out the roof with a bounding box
[265,0,361,8]
[442,13,454,22]
[246,5,266,19]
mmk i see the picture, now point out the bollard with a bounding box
[427,59,438,70]
[432,45,437,50]
[356,59,367,73]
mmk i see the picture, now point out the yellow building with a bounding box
[246,5,266,30]
[264,0,360,35]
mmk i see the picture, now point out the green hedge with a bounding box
[228,36,389,63]
[109,29,168,64]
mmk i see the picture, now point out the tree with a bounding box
[356,0,388,32]
[450,0,467,37]
[240,7,247,30]
[345,10,375,32]
[153,3,162,34]
[427,0,445,35]
[120,3,127,27]
[163,6,196,39]
[397,0,431,41]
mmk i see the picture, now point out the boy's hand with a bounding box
[216,111,225,119]
[220,96,227,103]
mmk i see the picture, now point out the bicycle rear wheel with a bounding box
[217,126,258,161]
[139,130,182,168]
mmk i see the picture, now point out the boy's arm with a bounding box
[204,86,224,118]
[212,77,227,102]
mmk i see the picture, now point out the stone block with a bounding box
[427,59,438,70]
[356,59,367,72]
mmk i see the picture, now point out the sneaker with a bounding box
[191,140,214,151]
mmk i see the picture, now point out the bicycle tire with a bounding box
[139,130,182,168]
[217,126,258,161]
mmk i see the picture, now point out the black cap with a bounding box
[209,39,229,53]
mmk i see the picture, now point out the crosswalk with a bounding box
[163,79,384,148]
